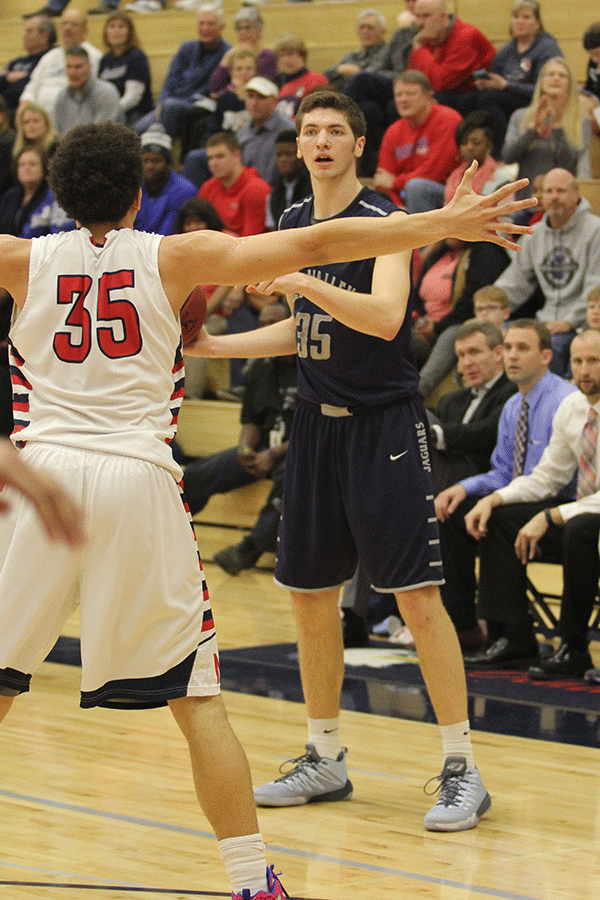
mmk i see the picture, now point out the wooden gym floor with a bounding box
[0,527,599,900]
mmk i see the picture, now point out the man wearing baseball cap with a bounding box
[237,77,294,184]
[135,128,197,235]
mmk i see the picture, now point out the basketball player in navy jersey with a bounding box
[0,121,531,900]
[192,91,527,832]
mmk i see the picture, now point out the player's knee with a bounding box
[395,585,443,631]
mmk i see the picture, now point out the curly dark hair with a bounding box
[172,197,224,234]
[49,123,143,226]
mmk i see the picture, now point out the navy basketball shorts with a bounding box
[274,395,444,593]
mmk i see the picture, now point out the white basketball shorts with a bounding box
[0,443,220,708]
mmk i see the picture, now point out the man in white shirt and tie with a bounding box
[463,328,600,680]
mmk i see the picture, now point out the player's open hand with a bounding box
[0,441,85,547]
[250,273,304,298]
[445,161,537,251]
[180,325,211,356]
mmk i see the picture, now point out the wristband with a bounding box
[544,508,553,526]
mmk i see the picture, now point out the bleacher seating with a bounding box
[3,0,599,586]
[176,399,272,530]
[1,1,597,91]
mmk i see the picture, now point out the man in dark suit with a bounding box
[428,319,516,495]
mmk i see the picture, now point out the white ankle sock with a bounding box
[308,716,343,760]
[440,720,475,767]
[217,833,267,895]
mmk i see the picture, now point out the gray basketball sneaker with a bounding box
[253,744,353,807]
[423,755,491,831]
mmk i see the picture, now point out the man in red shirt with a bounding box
[200,131,271,237]
[199,131,272,386]
[408,0,495,114]
[274,35,329,120]
[374,70,461,212]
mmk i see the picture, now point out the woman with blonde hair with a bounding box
[473,0,562,154]
[12,103,57,161]
[501,56,590,197]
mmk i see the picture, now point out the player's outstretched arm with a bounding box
[163,166,534,300]
[0,236,31,309]
[184,314,297,359]
[0,441,85,546]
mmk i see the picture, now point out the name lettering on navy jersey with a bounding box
[304,269,354,292]
[415,421,431,472]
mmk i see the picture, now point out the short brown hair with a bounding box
[274,35,307,59]
[229,47,257,69]
[506,318,552,351]
[393,69,432,93]
[296,90,366,140]
[205,131,241,153]
[455,319,504,349]
[588,285,600,304]
[473,285,510,308]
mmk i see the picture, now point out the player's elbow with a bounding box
[381,315,404,341]
[375,301,405,340]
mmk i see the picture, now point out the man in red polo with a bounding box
[200,131,271,236]
[374,69,461,212]
[408,0,495,113]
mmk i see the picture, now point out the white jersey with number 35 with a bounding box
[9,227,184,478]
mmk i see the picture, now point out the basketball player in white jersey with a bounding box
[0,122,533,900]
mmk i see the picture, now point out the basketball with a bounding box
[180,285,207,348]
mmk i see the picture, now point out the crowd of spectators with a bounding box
[6,1,600,667]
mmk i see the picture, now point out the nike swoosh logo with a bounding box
[390,450,408,460]
[323,728,338,734]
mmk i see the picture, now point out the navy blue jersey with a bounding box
[280,187,419,407]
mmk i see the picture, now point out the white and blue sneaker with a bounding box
[253,744,353,807]
[423,755,491,831]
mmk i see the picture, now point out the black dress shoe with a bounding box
[584,666,600,684]
[213,537,260,575]
[464,636,539,669]
[456,625,487,653]
[342,608,369,648]
[528,643,593,680]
